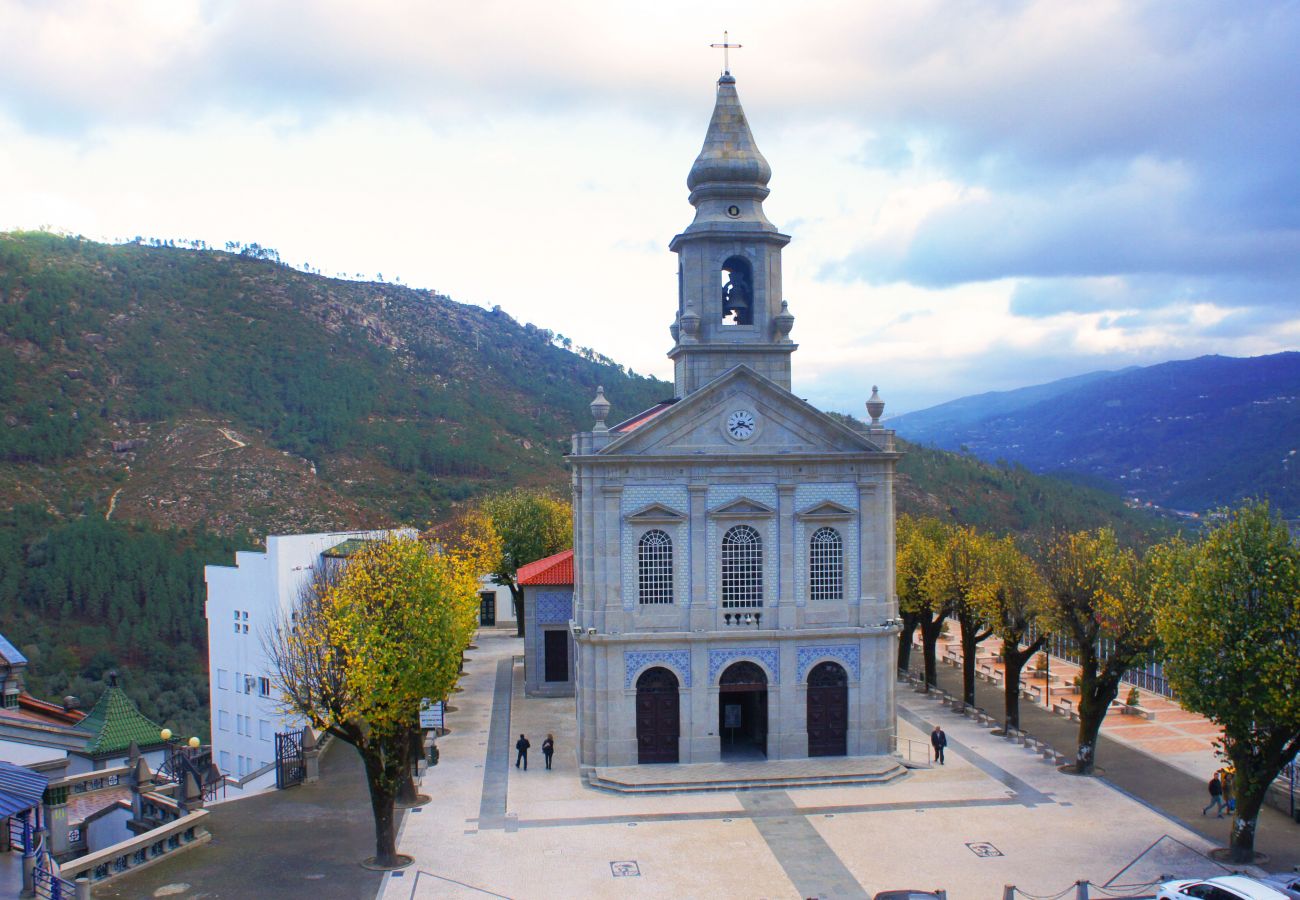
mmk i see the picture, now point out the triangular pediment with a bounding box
[598,366,885,458]
[624,502,688,523]
[797,500,856,520]
[708,497,776,518]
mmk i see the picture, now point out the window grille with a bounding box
[638,529,674,604]
[809,527,844,601]
[722,524,763,608]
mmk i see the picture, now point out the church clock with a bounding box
[725,409,757,440]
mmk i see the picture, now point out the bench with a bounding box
[1052,698,1080,722]
[1047,684,1074,697]
[1026,684,1044,703]
[1120,704,1156,720]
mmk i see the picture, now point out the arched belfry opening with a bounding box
[720,256,754,325]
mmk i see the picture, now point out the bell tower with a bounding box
[668,72,796,397]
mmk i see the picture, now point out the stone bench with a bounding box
[1120,704,1156,720]
[1052,698,1080,722]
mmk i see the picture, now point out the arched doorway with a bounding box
[719,661,768,760]
[806,661,848,757]
[636,667,680,764]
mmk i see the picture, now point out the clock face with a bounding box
[726,204,741,218]
[726,409,757,440]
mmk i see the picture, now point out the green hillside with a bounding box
[0,231,1166,737]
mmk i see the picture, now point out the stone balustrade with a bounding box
[57,809,211,892]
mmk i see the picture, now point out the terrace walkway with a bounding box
[915,635,1300,871]
[90,737,400,899]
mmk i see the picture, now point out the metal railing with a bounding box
[1024,625,1177,699]
[890,734,933,767]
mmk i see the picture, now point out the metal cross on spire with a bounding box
[710,30,742,75]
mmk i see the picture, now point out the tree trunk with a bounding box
[1228,790,1263,863]
[920,613,945,691]
[897,612,920,674]
[511,584,525,637]
[1074,668,1120,775]
[957,617,990,707]
[359,742,406,868]
[999,636,1044,732]
[396,728,422,805]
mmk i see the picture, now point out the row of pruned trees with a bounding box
[897,502,1300,862]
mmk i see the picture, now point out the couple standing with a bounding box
[514,733,555,770]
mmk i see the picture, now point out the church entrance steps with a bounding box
[585,755,907,794]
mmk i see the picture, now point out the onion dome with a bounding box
[687,74,772,193]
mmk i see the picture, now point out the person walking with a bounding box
[542,734,555,770]
[515,734,531,770]
[1202,771,1224,817]
[1222,767,1235,815]
[931,726,947,765]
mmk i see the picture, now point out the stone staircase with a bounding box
[586,755,908,794]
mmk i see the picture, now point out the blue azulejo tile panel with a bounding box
[536,591,573,625]
[796,644,861,681]
[624,650,691,688]
[708,647,780,684]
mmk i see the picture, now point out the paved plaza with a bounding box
[379,628,1285,900]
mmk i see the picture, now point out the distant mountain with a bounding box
[890,353,1300,516]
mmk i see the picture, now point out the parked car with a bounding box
[873,893,944,900]
[1157,875,1293,900]
[1257,874,1300,900]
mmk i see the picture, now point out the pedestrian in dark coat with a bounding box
[931,726,947,765]
[515,734,530,770]
[1202,772,1224,817]
[542,734,555,770]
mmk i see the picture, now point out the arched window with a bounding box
[809,527,843,602]
[638,530,674,605]
[722,524,763,608]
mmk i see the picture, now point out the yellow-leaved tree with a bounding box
[923,525,999,706]
[266,534,484,869]
[1039,528,1162,774]
[974,535,1052,731]
[896,515,952,690]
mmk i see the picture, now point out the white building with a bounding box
[204,530,405,778]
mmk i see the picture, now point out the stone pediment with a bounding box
[624,502,688,523]
[708,497,775,519]
[796,500,855,520]
[597,366,885,458]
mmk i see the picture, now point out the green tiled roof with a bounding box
[75,686,165,757]
[320,538,377,559]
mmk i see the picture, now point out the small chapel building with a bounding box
[568,70,902,767]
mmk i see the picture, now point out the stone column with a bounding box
[302,727,321,783]
[777,484,795,628]
[688,485,709,631]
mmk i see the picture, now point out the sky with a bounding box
[2,1,1298,416]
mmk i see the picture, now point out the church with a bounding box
[568,68,901,767]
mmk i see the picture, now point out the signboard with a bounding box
[723,704,742,729]
[419,699,445,729]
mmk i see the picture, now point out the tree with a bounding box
[924,525,998,706]
[896,515,950,690]
[1156,502,1300,862]
[977,536,1050,731]
[265,535,481,868]
[479,489,572,636]
[1039,528,1158,774]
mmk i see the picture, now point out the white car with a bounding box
[1158,876,1294,900]
[1257,874,1300,900]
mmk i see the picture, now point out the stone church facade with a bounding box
[569,71,901,768]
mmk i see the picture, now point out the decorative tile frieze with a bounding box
[708,646,780,684]
[797,644,861,681]
[536,591,573,625]
[624,650,692,688]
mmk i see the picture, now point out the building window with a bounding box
[217,669,228,691]
[721,524,763,608]
[809,527,844,601]
[637,529,674,605]
[259,719,272,741]
[218,710,230,732]
[258,676,270,697]
[233,623,241,633]
[219,750,231,772]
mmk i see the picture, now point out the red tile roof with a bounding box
[612,399,678,433]
[517,549,574,586]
